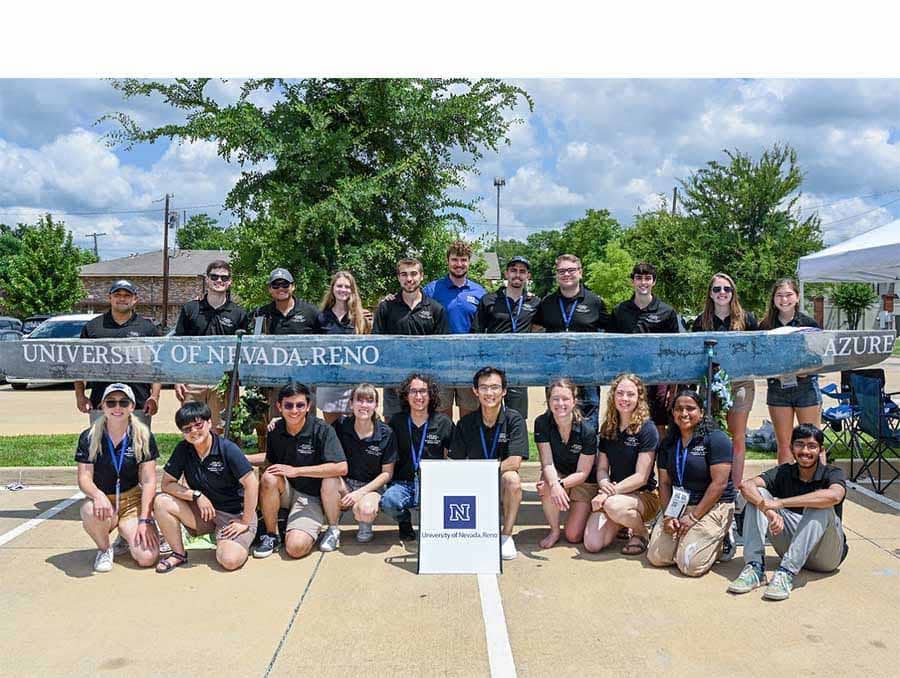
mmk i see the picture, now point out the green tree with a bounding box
[3,214,87,317]
[831,282,879,330]
[585,240,635,307]
[677,144,823,313]
[176,213,236,250]
[104,78,532,308]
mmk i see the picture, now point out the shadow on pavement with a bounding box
[0,499,81,522]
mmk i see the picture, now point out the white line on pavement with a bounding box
[1,485,80,492]
[477,573,517,678]
[0,492,83,547]
[847,481,900,511]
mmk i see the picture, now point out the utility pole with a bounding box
[493,177,506,251]
[671,187,678,215]
[86,232,107,259]
[162,194,171,330]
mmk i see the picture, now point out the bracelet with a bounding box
[138,518,155,525]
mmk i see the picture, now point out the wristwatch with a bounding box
[192,490,202,502]
[138,517,155,525]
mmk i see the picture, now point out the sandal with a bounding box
[621,535,648,556]
[155,551,188,573]
[616,527,631,541]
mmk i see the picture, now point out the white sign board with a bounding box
[418,459,501,575]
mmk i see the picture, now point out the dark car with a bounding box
[0,328,23,384]
[22,314,53,335]
[0,316,23,332]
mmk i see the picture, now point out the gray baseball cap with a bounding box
[109,279,137,294]
[267,268,294,284]
[506,256,531,270]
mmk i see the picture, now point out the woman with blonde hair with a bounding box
[75,383,160,572]
[534,377,598,548]
[583,373,660,555]
[316,271,371,423]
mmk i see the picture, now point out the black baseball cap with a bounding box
[506,256,531,270]
[109,279,137,295]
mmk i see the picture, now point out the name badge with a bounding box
[779,374,799,389]
[665,486,690,518]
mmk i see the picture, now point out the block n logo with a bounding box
[443,495,476,529]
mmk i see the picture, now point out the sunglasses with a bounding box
[104,398,132,408]
[281,401,307,411]
[269,281,291,289]
[208,273,230,282]
[180,420,207,435]
[712,285,734,293]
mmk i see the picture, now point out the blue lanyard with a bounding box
[504,294,525,333]
[106,432,129,480]
[408,416,430,470]
[675,439,689,487]
[479,417,503,460]
[558,296,577,331]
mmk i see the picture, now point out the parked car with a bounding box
[0,329,23,384]
[0,316,23,332]
[22,314,53,335]
[6,313,99,390]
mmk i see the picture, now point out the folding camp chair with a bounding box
[848,373,900,494]
[820,382,856,463]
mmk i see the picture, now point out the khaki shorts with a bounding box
[279,484,325,538]
[104,485,143,523]
[637,490,662,522]
[187,503,258,551]
[437,386,480,413]
[183,384,224,430]
[731,380,756,414]
[537,474,597,504]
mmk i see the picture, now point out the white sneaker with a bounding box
[500,534,517,560]
[93,546,114,573]
[356,521,375,543]
[112,534,130,557]
[319,526,341,552]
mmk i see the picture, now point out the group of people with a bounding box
[72,241,842,600]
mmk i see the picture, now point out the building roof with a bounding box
[478,252,501,281]
[80,250,231,278]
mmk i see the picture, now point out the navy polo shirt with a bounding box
[759,462,847,521]
[424,276,486,334]
[164,434,253,514]
[333,417,398,483]
[254,298,320,335]
[533,412,597,480]
[75,426,159,495]
[472,289,542,334]
[266,416,346,496]
[371,292,449,336]
[388,412,454,482]
[536,285,610,333]
[658,429,735,505]
[598,419,659,491]
[449,407,529,461]
[691,311,759,332]
[315,308,357,335]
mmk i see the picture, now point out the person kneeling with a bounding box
[154,402,259,573]
[728,424,848,601]
[332,384,397,547]
[76,383,160,572]
[248,383,347,559]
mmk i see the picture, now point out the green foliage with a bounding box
[483,237,529,267]
[3,215,87,317]
[584,240,635,306]
[831,282,879,329]
[215,375,269,446]
[78,249,99,265]
[176,213,236,251]
[104,78,532,308]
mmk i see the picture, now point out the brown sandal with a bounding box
[156,551,188,573]
[621,535,648,555]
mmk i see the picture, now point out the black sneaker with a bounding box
[398,520,417,541]
[252,533,281,559]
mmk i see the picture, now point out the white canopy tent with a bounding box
[797,220,900,284]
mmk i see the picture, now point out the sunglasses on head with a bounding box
[208,273,230,282]
[270,280,291,289]
[180,420,206,435]
[104,398,132,408]
[712,285,734,293]
[281,401,307,411]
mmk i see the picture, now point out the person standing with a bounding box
[372,256,449,418]
[75,280,161,428]
[423,240,486,419]
[173,260,250,433]
[472,255,541,419]
[534,254,610,428]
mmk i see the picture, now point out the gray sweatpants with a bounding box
[743,487,846,574]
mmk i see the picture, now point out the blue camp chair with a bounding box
[821,382,856,463]
[849,373,900,494]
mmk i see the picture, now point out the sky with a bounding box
[2,77,899,260]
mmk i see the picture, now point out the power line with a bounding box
[818,196,900,226]
[0,203,226,218]
[797,188,900,212]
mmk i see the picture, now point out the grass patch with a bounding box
[0,434,183,467]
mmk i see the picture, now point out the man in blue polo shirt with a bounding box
[423,240,486,419]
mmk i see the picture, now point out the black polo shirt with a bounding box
[658,429,735,504]
[769,311,819,330]
[472,289,542,334]
[174,296,249,337]
[316,308,357,335]
[266,416,346,496]
[164,433,253,514]
[333,417,398,483]
[759,462,847,520]
[611,296,680,334]
[450,407,529,461]
[371,292,449,335]
[254,298,320,335]
[598,419,658,491]
[80,311,161,408]
[535,285,609,333]
[691,311,759,332]
[75,426,159,495]
[388,412,454,482]
[533,412,597,480]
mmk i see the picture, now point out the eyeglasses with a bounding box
[180,420,207,435]
[792,441,820,451]
[208,273,230,282]
[712,286,734,293]
[270,281,291,289]
[408,388,429,396]
[104,399,132,408]
[281,401,307,411]
[477,384,504,393]
[556,267,579,276]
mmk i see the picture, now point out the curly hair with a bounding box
[398,372,441,415]
[544,378,583,424]
[599,373,652,439]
